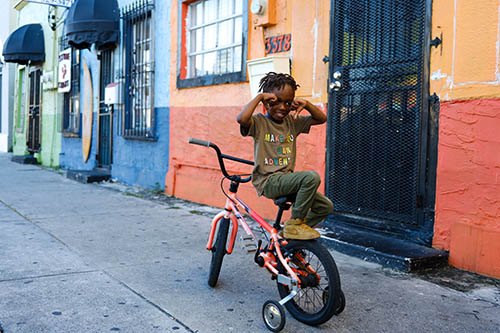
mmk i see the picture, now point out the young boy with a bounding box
[237,72,333,240]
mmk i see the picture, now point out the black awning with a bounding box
[65,0,120,50]
[2,24,45,65]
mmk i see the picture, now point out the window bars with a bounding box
[59,36,80,135]
[187,0,243,78]
[120,0,155,139]
[27,67,42,153]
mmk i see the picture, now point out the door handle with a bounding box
[329,81,342,91]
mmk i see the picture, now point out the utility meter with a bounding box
[251,0,266,15]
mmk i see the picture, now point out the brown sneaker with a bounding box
[283,219,320,240]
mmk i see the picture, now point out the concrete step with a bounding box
[66,169,111,184]
[11,155,38,165]
[320,223,449,272]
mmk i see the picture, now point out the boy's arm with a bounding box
[292,98,327,125]
[237,93,277,127]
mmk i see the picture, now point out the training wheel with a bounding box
[335,289,346,315]
[323,287,346,315]
[262,300,286,332]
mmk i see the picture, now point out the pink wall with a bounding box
[165,105,328,220]
[434,99,500,278]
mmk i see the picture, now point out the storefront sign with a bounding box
[58,48,71,93]
[23,0,74,8]
[265,34,292,54]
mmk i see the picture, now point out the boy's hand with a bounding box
[291,98,307,119]
[261,93,278,108]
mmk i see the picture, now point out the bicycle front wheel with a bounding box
[277,240,342,326]
[208,217,230,287]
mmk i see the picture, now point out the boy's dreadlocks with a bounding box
[258,72,299,93]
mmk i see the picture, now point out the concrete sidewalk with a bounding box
[1,153,499,333]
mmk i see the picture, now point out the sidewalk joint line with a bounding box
[106,273,198,333]
[0,269,99,283]
[0,199,71,247]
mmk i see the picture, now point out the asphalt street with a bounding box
[1,152,499,332]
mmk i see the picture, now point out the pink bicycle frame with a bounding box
[206,191,301,283]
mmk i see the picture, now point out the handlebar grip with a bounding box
[188,138,211,147]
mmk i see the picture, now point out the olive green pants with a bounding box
[262,171,334,227]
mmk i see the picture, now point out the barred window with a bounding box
[121,0,155,139]
[59,38,81,136]
[177,0,248,88]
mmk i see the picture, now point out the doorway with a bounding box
[27,67,42,153]
[326,0,435,245]
[97,49,113,168]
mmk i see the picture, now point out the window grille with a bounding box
[120,0,155,139]
[187,0,243,77]
[27,67,42,152]
[59,37,80,136]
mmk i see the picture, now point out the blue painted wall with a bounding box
[60,0,171,189]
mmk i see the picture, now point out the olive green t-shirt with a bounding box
[241,113,313,195]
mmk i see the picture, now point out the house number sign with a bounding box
[265,34,292,54]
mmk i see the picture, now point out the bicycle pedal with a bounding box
[240,235,257,253]
[242,243,258,253]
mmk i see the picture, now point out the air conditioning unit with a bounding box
[247,55,290,98]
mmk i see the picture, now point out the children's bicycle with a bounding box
[189,138,345,332]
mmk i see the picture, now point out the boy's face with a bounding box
[265,84,295,123]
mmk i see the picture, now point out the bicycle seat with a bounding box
[273,194,296,210]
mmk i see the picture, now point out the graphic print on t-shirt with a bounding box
[263,132,294,167]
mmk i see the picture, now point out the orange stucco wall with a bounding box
[434,99,500,278]
[431,0,500,278]
[166,0,331,219]
[167,0,500,278]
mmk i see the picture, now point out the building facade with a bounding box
[0,1,17,153]
[431,0,500,279]
[166,0,500,279]
[3,1,63,167]
[58,0,172,190]
[2,0,499,279]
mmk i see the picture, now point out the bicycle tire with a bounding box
[208,217,230,287]
[276,240,341,326]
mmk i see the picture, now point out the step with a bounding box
[66,169,111,184]
[319,223,449,272]
[11,155,38,165]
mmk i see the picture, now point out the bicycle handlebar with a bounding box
[188,138,253,183]
[188,138,211,147]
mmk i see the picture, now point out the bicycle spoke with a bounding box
[285,247,332,315]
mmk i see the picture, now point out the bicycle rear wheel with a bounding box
[208,217,230,287]
[276,240,341,326]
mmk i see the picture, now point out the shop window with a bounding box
[63,49,81,136]
[177,0,248,88]
[121,0,155,139]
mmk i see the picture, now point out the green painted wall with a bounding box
[11,2,62,167]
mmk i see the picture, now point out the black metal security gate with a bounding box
[97,49,113,168]
[27,67,42,153]
[326,0,433,244]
